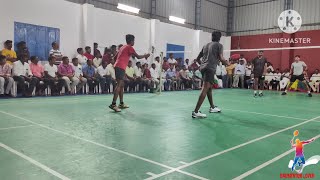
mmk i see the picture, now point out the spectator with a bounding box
[216,61,227,88]
[245,62,252,88]
[142,64,152,91]
[0,55,14,97]
[93,50,102,68]
[177,57,184,68]
[16,41,30,59]
[125,61,136,92]
[30,56,46,96]
[190,60,200,70]
[264,69,274,89]
[168,53,177,67]
[110,45,117,60]
[280,69,290,90]
[13,54,37,97]
[193,67,202,90]
[102,48,112,65]
[71,58,87,94]
[134,62,146,92]
[226,60,236,88]
[106,59,116,92]
[239,54,247,64]
[76,48,88,65]
[58,56,79,95]
[84,46,94,61]
[188,66,197,89]
[246,74,254,89]
[179,66,192,89]
[97,61,109,94]
[118,44,123,51]
[267,62,274,72]
[270,69,281,90]
[162,57,170,71]
[150,63,160,92]
[83,60,99,94]
[233,59,245,88]
[165,64,177,91]
[1,40,17,65]
[44,56,64,96]
[309,69,320,92]
[49,42,63,64]
[154,56,161,71]
[185,59,190,68]
[93,43,102,58]
[175,66,182,90]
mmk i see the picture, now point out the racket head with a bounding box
[293,130,299,137]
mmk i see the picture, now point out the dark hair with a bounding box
[169,53,173,56]
[295,55,300,58]
[17,41,26,48]
[72,57,78,62]
[77,48,83,53]
[111,45,117,49]
[155,56,159,59]
[125,34,135,44]
[94,43,98,46]
[4,40,12,45]
[211,31,222,42]
[104,47,111,55]
[0,55,6,61]
[136,62,141,65]
[52,42,57,47]
[118,44,123,48]
[62,56,69,61]
[30,56,37,61]
[85,46,91,50]
[258,50,264,53]
[48,56,55,62]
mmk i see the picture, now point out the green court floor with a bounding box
[0,89,319,180]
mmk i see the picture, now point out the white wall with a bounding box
[0,0,82,59]
[0,0,230,62]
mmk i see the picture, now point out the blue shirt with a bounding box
[166,69,176,78]
[82,65,96,77]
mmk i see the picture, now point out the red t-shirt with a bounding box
[144,68,151,78]
[84,53,94,61]
[114,45,136,70]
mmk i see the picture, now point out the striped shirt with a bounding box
[0,63,12,76]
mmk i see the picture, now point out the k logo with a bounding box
[278,10,302,34]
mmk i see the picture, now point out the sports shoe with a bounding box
[259,93,263,97]
[308,93,312,97]
[282,92,287,95]
[254,93,257,97]
[192,111,207,118]
[119,103,129,109]
[209,106,221,113]
[109,104,121,112]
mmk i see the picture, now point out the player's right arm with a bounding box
[302,138,315,144]
[219,54,229,66]
[196,49,203,64]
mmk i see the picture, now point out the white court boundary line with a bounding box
[232,134,320,180]
[145,115,320,179]
[0,125,34,131]
[0,110,208,180]
[0,142,70,180]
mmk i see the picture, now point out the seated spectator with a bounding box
[110,45,117,60]
[102,48,112,65]
[154,56,161,71]
[125,61,136,92]
[185,59,190,68]
[175,66,182,90]
[83,60,99,94]
[142,64,152,91]
[1,40,17,65]
[106,59,116,92]
[264,69,274,89]
[188,66,196,89]
[93,51,102,68]
[97,61,109,94]
[30,56,46,96]
[71,58,87,93]
[118,44,123,51]
[84,46,94,61]
[16,41,30,59]
[246,74,255,89]
[179,66,192,89]
[58,56,79,95]
[280,69,290,90]
[13,54,38,97]
[245,62,252,88]
[93,43,101,58]
[193,67,202,90]
[233,60,245,88]
[177,57,184,69]
[270,69,281,90]
[226,60,236,88]
[49,42,63,65]
[216,61,227,88]
[309,69,320,92]
[165,64,177,91]
[150,63,160,92]
[0,55,14,97]
[190,60,200,70]
[44,56,64,96]
[267,62,274,72]
[76,48,88,65]
[134,62,146,92]
[162,57,170,71]
[168,53,177,67]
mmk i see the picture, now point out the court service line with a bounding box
[232,134,320,180]
[145,115,320,179]
[0,125,34,131]
[0,142,70,180]
[0,110,208,180]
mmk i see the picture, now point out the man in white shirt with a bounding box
[168,53,177,66]
[12,54,38,97]
[150,63,160,92]
[270,68,281,90]
[76,48,88,65]
[44,56,64,96]
[49,42,63,65]
[93,51,102,68]
[309,69,320,92]
[280,69,290,90]
[97,61,109,93]
[71,57,87,93]
[125,61,136,92]
[264,69,274,90]
[245,62,252,88]
[134,62,146,92]
[106,59,116,93]
[233,60,245,88]
[216,61,227,88]
[239,54,247,65]
[154,56,161,72]
[282,55,312,97]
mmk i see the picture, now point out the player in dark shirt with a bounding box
[192,31,228,119]
[251,50,267,97]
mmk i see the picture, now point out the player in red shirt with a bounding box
[109,34,150,112]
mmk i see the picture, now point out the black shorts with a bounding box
[290,74,304,82]
[115,67,125,80]
[201,68,215,84]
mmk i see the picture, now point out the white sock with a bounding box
[285,90,288,93]
[254,91,257,94]
[308,91,311,94]
[259,91,262,94]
